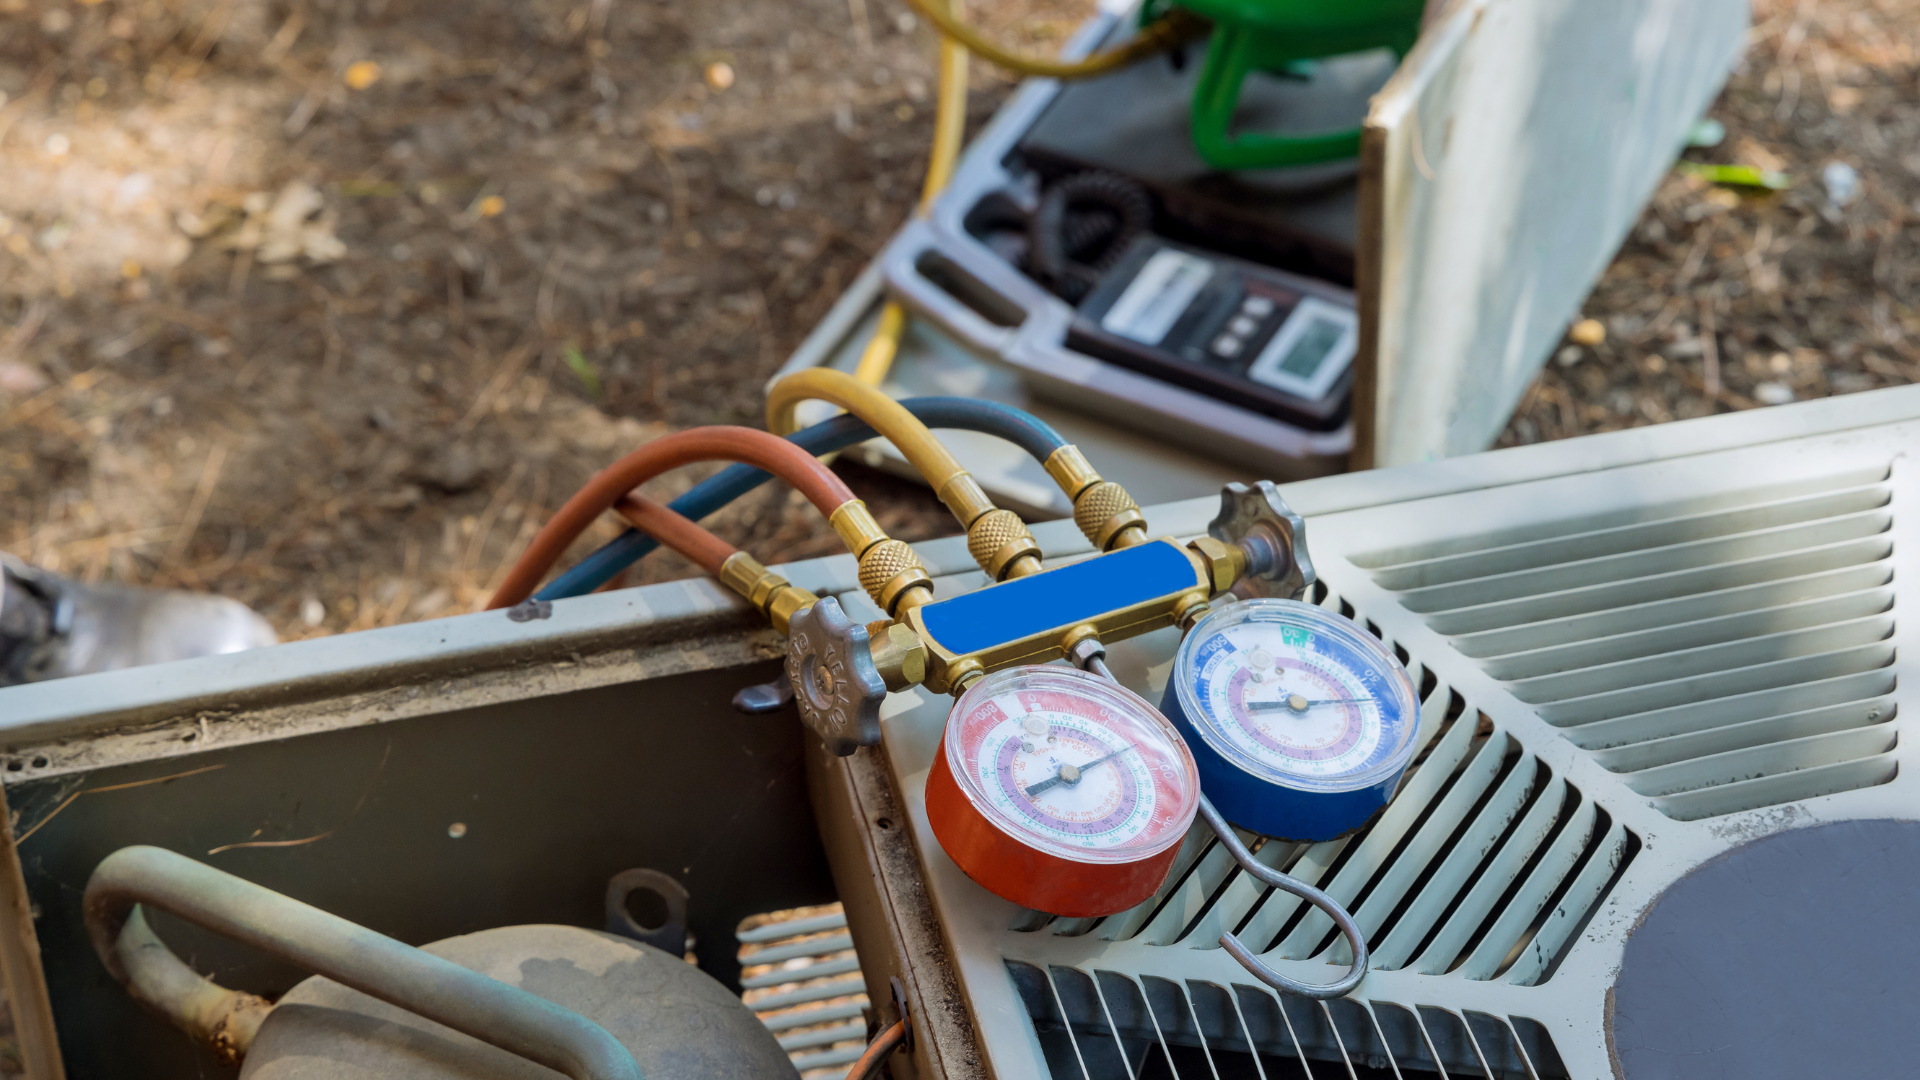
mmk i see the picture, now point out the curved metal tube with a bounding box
[1073,650,1368,1000]
[84,846,643,1080]
[1196,797,1370,1000]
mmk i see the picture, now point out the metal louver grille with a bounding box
[1007,961,1566,1079]
[1355,468,1899,820]
[1010,589,1635,988]
[737,904,873,1078]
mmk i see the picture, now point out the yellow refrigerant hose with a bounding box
[897,0,1199,80]
[768,367,1047,581]
[854,1,1197,387]
[852,0,971,387]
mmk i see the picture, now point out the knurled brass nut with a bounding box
[859,539,925,596]
[1073,481,1141,550]
[967,508,1042,580]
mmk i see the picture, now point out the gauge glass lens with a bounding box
[1174,599,1419,793]
[947,666,1198,865]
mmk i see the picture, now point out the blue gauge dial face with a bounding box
[1178,601,1418,791]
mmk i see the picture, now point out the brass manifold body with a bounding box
[897,534,1252,696]
[773,477,1310,759]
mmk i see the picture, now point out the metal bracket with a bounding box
[1209,480,1315,600]
[732,677,796,714]
[786,596,887,757]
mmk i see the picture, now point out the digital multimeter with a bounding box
[1070,237,1358,431]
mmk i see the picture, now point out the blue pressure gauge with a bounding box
[1161,598,1420,841]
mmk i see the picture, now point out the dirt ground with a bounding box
[1498,0,1920,445]
[0,0,1915,641]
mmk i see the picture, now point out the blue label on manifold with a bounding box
[918,541,1200,656]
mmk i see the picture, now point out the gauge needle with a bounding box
[1024,744,1137,798]
[1247,695,1373,713]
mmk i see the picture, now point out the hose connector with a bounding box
[941,474,1043,579]
[859,540,935,617]
[966,507,1043,580]
[830,500,935,615]
[719,552,820,636]
[1047,445,1147,550]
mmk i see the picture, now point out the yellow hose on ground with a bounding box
[853,0,972,387]
[768,368,1045,580]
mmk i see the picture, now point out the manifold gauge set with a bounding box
[783,474,1413,996]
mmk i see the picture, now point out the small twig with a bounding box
[260,7,307,65]
[163,442,230,576]
[208,742,391,855]
[1674,360,1754,411]
[461,460,527,582]
[1636,296,1687,344]
[1698,298,1720,399]
[455,328,541,432]
[227,247,255,300]
[184,0,244,65]
[0,369,111,429]
[846,0,874,54]
[16,765,227,846]
[1674,223,1713,292]
[446,261,466,334]
[0,300,47,364]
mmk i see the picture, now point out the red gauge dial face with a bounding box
[946,666,1198,866]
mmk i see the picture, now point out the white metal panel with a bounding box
[1362,0,1748,467]
[867,389,1920,1079]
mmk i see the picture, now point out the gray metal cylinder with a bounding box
[241,925,800,1080]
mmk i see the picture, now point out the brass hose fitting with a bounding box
[830,500,934,615]
[966,507,1043,580]
[719,552,820,636]
[858,540,935,617]
[1046,445,1148,551]
[940,473,1041,579]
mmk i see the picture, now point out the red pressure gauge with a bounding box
[926,666,1200,917]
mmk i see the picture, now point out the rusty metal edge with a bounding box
[807,738,986,1080]
[2,626,783,787]
[0,784,64,1080]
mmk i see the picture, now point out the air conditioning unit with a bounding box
[813,384,1920,1080]
[3,387,1914,1079]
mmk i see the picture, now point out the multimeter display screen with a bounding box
[1281,317,1344,376]
[1073,238,1357,426]
[1244,296,1356,401]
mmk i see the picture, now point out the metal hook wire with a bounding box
[1071,640,1368,1000]
[1195,795,1368,1000]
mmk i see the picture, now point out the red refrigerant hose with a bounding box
[488,426,853,609]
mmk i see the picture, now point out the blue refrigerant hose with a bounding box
[537,397,1069,600]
